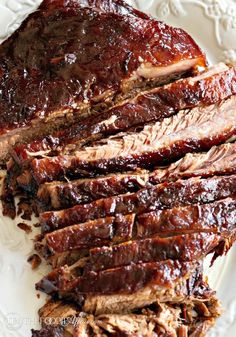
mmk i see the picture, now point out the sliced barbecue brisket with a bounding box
[83,233,225,272]
[37,214,135,261]
[37,170,150,211]
[36,260,222,316]
[150,141,236,184]
[137,197,236,239]
[11,63,236,161]
[32,289,221,337]
[4,140,236,219]
[39,175,236,232]
[0,0,206,162]
[2,3,236,337]
[81,272,211,315]
[36,259,197,298]
[18,95,236,188]
[36,141,236,212]
[38,196,236,267]
[42,232,226,270]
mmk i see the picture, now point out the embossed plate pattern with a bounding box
[0,1,236,336]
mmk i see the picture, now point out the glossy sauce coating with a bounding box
[36,260,195,295]
[0,0,205,133]
[137,197,236,238]
[150,142,236,184]
[86,233,220,272]
[37,172,150,211]
[39,0,149,19]
[40,174,236,233]
[11,64,236,160]
[40,194,236,261]
[43,214,135,255]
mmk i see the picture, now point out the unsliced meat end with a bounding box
[37,0,150,18]
[0,0,206,164]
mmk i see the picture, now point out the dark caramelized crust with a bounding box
[39,175,236,232]
[45,231,226,270]
[1,3,233,337]
[38,214,135,257]
[150,141,236,184]
[0,0,205,135]
[38,0,150,19]
[36,260,196,296]
[35,141,236,212]
[5,140,236,219]
[60,64,236,153]
[37,171,150,211]
[137,197,236,239]
[38,262,218,315]
[85,233,221,272]
[38,196,236,268]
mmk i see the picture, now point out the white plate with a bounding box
[0,1,236,336]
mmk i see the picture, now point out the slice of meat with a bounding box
[38,197,236,268]
[83,287,219,317]
[19,95,236,186]
[36,259,197,296]
[37,214,135,258]
[151,141,236,184]
[4,140,236,219]
[81,267,211,315]
[37,261,218,315]
[31,316,216,337]
[46,232,225,270]
[39,175,236,232]
[12,63,236,162]
[37,170,150,211]
[0,0,206,163]
[51,230,216,262]
[38,299,78,323]
[84,233,222,272]
[60,64,236,153]
[36,141,236,212]
[137,197,236,239]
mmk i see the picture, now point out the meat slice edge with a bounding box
[20,95,236,187]
[35,141,236,213]
[13,63,235,163]
[39,175,236,232]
